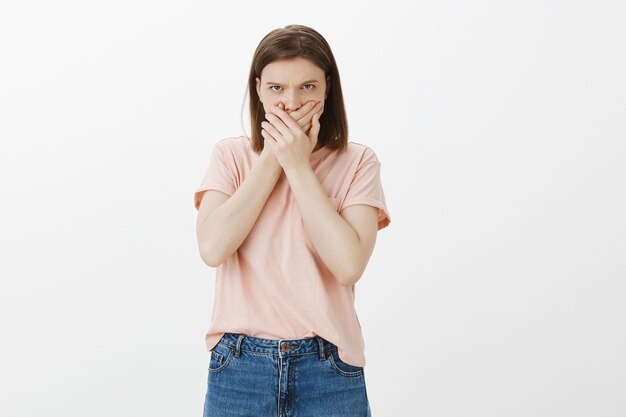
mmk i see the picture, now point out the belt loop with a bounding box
[234,334,245,358]
[317,337,325,361]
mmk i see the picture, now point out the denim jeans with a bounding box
[202,332,372,417]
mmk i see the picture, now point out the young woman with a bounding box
[194,24,391,417]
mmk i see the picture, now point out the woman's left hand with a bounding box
[261,103,322,173]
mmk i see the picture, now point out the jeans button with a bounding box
[281,343,296,352]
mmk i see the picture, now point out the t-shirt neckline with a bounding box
[243,135,333,161]
[310,144,333,161]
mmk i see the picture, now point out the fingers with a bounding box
[264,112,291,137]
[261,118,282,141]
[270,104,311,133]
[260,127,276,143]
[298,101,323,125]
[264,101,322,138]
[290,101,317,123]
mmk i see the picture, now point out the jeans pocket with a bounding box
[208,343,235,373]
[327,349,364,377]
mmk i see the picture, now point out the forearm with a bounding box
[284,164,362,286]
[198,151,282,266]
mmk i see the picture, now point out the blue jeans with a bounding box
[202,332,372,417]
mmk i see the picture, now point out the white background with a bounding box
[1,1,625,416]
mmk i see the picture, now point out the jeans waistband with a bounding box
[218,332,337,360]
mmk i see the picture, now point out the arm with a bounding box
[196,147,282,267]
[283,163,379,286]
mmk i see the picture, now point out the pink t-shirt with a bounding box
[193,135,391,367]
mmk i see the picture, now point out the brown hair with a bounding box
[243,24,348,155]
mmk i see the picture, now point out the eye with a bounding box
[269,84,315,92]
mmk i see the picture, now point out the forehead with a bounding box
[261,57,325,81]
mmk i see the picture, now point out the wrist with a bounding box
[259,145,282,173]
[283,160,313,179]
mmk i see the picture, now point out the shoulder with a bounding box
[341,141,381,166]
[211,135,254,160]
[214,135,251,152]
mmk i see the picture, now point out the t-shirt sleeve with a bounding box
[193,141,237,210]
[341,149,391,230]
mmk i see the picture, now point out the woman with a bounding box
[194,24,391,417]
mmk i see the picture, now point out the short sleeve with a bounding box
[193,141,237,210]
[341,150,391,230]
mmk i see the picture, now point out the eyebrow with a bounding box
[265,79,319,86]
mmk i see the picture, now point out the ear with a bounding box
[256,77,261,100]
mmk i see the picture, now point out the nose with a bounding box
[282,90,301,113]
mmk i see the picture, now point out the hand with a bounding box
[259,100,321,164]
[261,103,323,172]
[276,101,323,136]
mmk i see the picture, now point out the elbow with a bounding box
[335,265,364,287]
[197,228,229,267]
[198,236,239,267]
[337,274,359,287]
[201,253,222,268]
[199,241,238,267]
[202,253,227,268]
[199,243,226,267]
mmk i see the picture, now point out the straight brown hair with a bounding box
[244,24,348,155]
